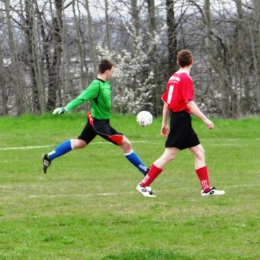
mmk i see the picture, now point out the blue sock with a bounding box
[125,150,148,175]
[48,140,73,161]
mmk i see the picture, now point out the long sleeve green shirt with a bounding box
[65,78,112,120]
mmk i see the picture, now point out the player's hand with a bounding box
[53,107,67,115]
[205,119,214,129]
[161,125,169,137]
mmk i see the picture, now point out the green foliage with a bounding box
[0,114,259,260]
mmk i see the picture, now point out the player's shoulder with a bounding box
[91,78,102,84]
[178,72,193,83]
[168,73,181,83]
[88,79,102,88]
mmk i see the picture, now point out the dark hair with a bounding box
[98,59,114,74]
[177,50,193,67]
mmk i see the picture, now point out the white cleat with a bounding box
[136,184,156,198]
[201,186,225,196]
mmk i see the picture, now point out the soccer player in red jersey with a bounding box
[136,50,225,197]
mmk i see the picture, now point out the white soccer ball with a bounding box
[136,111,153,127]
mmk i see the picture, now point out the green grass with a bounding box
[0,113,260,260]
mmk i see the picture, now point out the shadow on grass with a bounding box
[101,249,194,260]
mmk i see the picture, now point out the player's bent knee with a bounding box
[72,139,87,149]
[119,138,132,152]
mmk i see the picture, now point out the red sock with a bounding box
[195,166,211,192]
[141,164,163,186]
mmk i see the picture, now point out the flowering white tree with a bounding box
[96,22,159,114]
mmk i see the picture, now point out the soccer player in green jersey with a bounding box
[42,59,150,178]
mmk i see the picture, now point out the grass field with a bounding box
[0,113,259,260]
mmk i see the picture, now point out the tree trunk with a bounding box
[131,0,140,38]
[252,0,260,111]
[0,46,7,115]
[5,0,25,115]
[105,0,111,52]
[166,0,178,75]
[85,0,97,75]
[203,0,230,117]
[46,0,63,110]
[24,0,41,113]
[147,0,160,115]
[234,0,250,114]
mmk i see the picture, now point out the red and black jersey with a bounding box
[161,72,194,113]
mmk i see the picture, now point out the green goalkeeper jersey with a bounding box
[65,78,112,119]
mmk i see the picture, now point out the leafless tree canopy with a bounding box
[0,0,259,118]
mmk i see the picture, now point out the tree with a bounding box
[0,45,7,115]
[166,0,178,75]
[46,0,63,110]
[250,0,260,112]
[203,0,232,117]
[147,0,160,115]
[233,0,251,113]
[23,0,42,113]
[81,0,98,74]
[4,0,25,115]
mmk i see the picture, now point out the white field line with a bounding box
[0,183,258,199]
[0,139,258,151]
[28,192,131,198]
[0,141,147,151]
[0,145,53,151]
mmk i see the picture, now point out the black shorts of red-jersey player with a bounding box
[77,112,124,145]
[165,110,200,150]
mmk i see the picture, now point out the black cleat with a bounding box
[42,153,51,174]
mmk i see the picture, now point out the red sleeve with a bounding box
[161,87,168,103]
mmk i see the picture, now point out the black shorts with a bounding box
[165,110,200,150]
[78,113,124,145]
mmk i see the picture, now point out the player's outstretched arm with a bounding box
[53,107,68,115]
